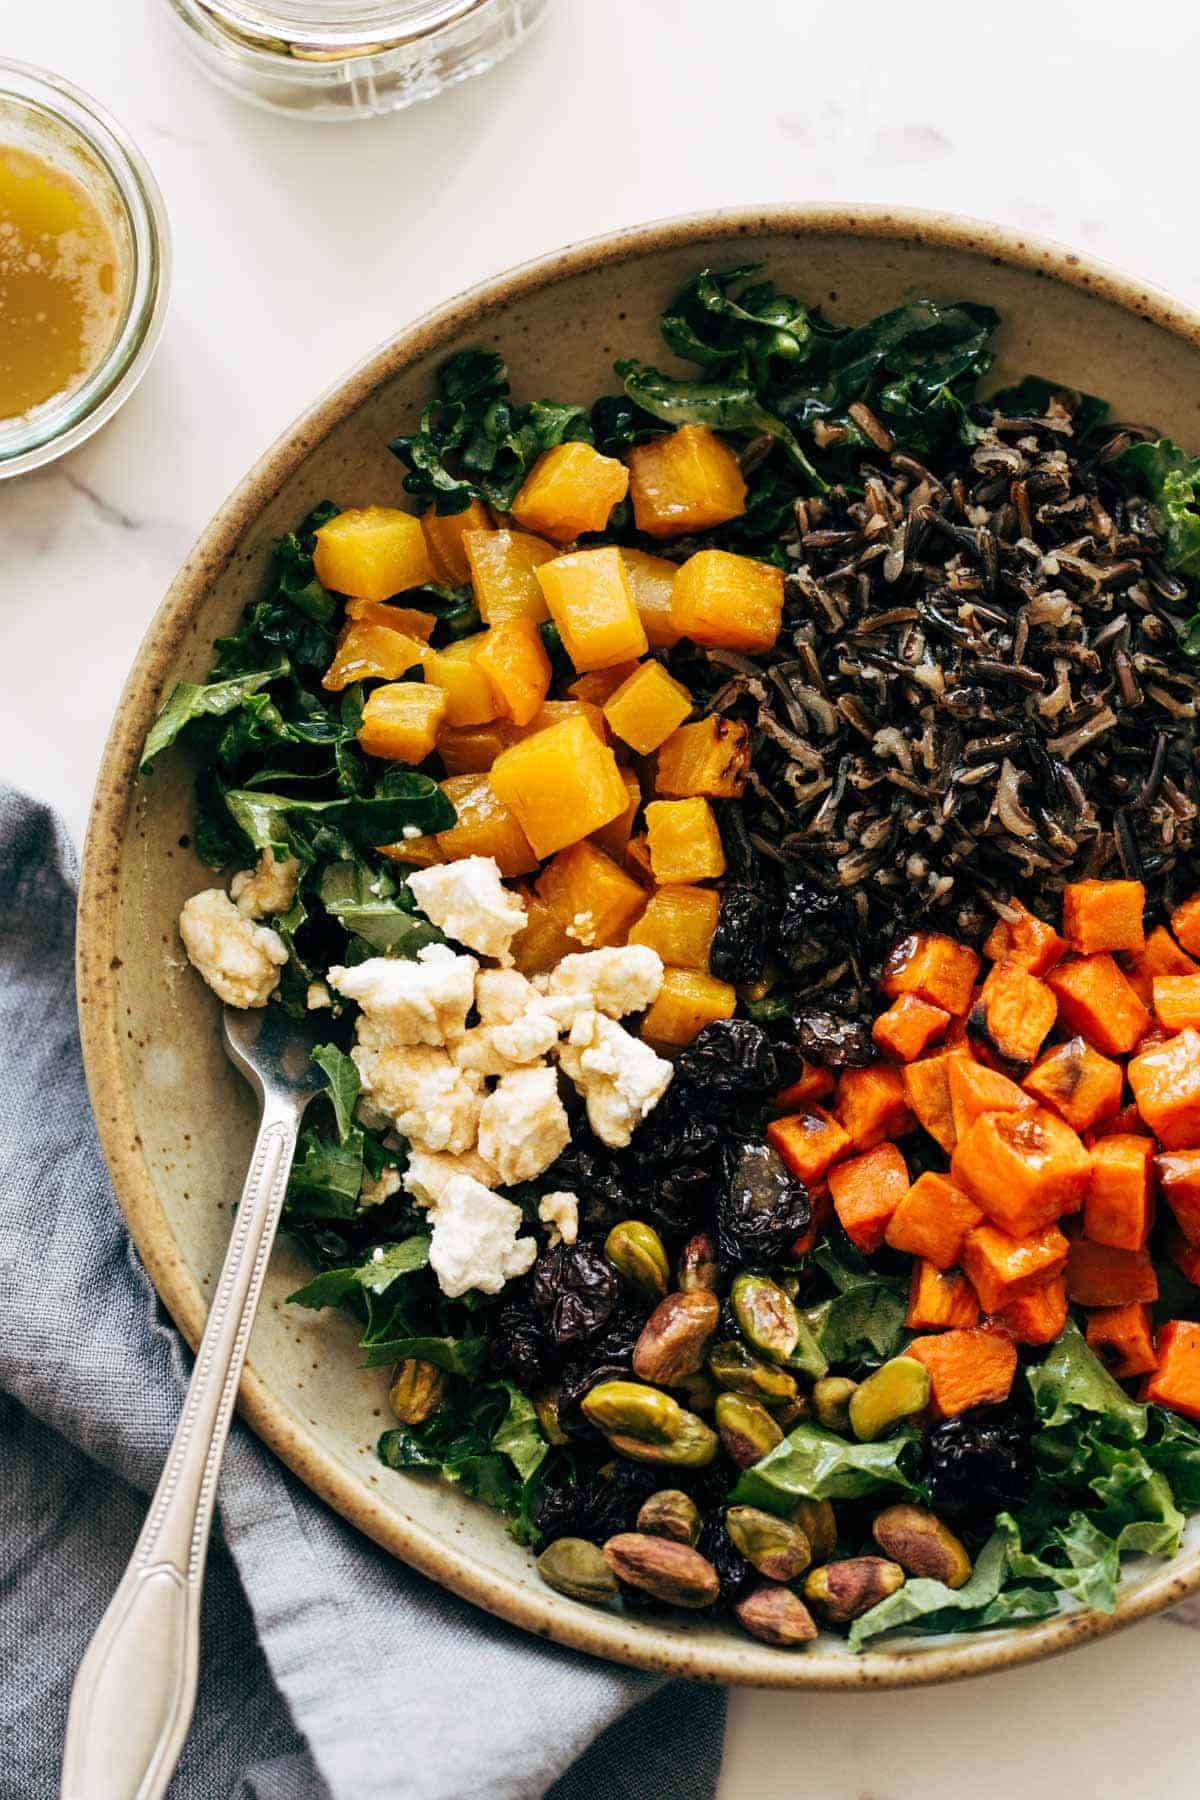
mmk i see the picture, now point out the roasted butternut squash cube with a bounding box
[774,1062,836,1110]
[510,889,577,976]
[767,1107,852,1187]
[1087,1301,1157,1379]
[603,661,693,755]
[1129,1027,1200,1148]
[946,1058,1033,1144]
[536,546,648,671]
[1122,925,1199,1005]
[828,1142,910,1254]
[535,841,646,949]
[344,600,436,637]
[968,958,1057,1067]
[436,720,516,775]
[669,548,783,653]
[322,622,428,692]
[622,548,683,648]
[871,994,951,1063]
[1022,1036,1124,1133]
[885,1171,982,1270]
[313,506,436,600]
[1062,878,1146,955]
[626,425,747,539]
[358,681,447,764]
[591,765,642,862]
[1171,896,1200,959]
[489,711,629,859]
[434,772,538,877]
[567,663,641,707]
[511,441,629,543]
[902,1050,967,1154]
[464,528,555,624]
[882,931,981,1016]
[951,1106,1090,1236]
[628,885,720,970]
[475,617,552,727]
[655,715,750,799]
[644,797,726,884]
[641,967,736,1046]
[982,899,1067,975]
[907,1262,980,1332]
[961,1221,1069,1314]
[1000,1278,1068,1347]
[422,499,493,585]
[1153,974,1200,1033]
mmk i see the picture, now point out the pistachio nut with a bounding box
[707,1339,799,1406]
[677,1230,720,1295]
[582,1379,681,1444]
[803,1556,906,1624]
[632,1289,720,1388]
[608,1410,718,1469]
[848,1357,931,1442]
[872,1504,972,1588]
[533,1388,568,1447]
[725,1505,812,1582]
[637,1489,702,1546]
[537,1537,619,1605]
[602,1532,720,1609]
[731,1272,801,1364]
[388,1358,446,1426]
[768,1395,810,1430]
[812,1375,858,1434]
[790,1498,837,1566]
[714,1392,784,1469]
[677,1370,717,1416]
[733,1584,819,1648]
[605,1220,669,1299]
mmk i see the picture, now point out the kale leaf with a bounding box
[223,773,454,862]
[317,860,444,956]
[287,1235,431,1309]
[731,1423,924,1508]
[802,1242,908,1368]
[140,660,290,771]
[311,1043,360,1144]
[1116,437,1200,587]
[377,1379,548,1540]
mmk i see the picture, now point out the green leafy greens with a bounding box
[378,1380,548,1542]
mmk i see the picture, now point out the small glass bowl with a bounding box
[166,0,554,120]
[0,62,171,481]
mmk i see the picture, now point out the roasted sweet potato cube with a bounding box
[885,1172,982,1270]
[902,1051,965,1153]
[968,959,1057,1067]
[1142,1320,1200,1419]
[1129,1027,1200,1148]
[827,1142,910,1254]
[961,1221,1069,1314]
[1086,1103,1152,1145]
[1121,925,1198,1006]
[1169,1228,1200,1285]
[1170,896,1200,959]
[1158,1149,1200,1245]
[789,1184,834,1259]
[767,1108,852,1187]
[1087,1301,1157,1380]
[881,932,981,1016]
[906,1262,981,1332]
[1022,1037,1124,1133]
[1062,878,1146,955]
[951,1106,1090,1236]
[1065,1239,1158,1307]
[773,1061,835,1110]
[1084,1134,1156,1252]
[1152,975,1200,1033]
[835,1064,915,1152]
[1000,1278,1068,1347]
[1046,954,1151,1057]
[982,899,1068,976]
[947,1057,1034,1143]
[905,1326,1017,1420]
[871,994,951,1063]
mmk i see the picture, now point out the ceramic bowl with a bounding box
[78,205,1200,1687]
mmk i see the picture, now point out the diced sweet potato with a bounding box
[961,1221,1069,1314]
[968,959,1057,1067]
[1022,1037,1124,1133]
[767,1108,852,1187]
[1121,925,1198,1007]
[835,1063,915,1152]
[827,1143,910,1254]
[905,1326,1018,1420]
[1062,878,1146,955]
[1142,1320,1200,1419]
[1087,1302,1158,1380]
[773,1062,836,1110]
[902,1051,965,1153]
[871,994,951,1063]
[1084,1134,1156,1252]
[951,1106,1091,1236]
[982,899,1068,976]
[1170,896,1200,959]
[946,1057,1034,1143]
[1065,1239,1158,1307]
[885,1171,983,1270]
[789,1183,834,1259]
[1128,1027,1200,1148]
[1158,1148,1200,1245]
[1153,974,1200,1033]
[906,1262,981,1332]
[1086,1103,1152,1145]
[1169,1227,1200,1285]
[881,932,981,1016]
[1046,954,1151,1057]
[1000,1278,1069,1347]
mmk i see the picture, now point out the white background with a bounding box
[6,1,1200,1792]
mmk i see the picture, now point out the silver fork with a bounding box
[61,1005,327,1800]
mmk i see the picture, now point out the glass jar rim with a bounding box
[191,0,481,53]
[0,59,171,481]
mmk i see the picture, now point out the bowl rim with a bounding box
[78,201,1200,1689]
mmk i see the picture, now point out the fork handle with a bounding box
[61,1097,305,1800]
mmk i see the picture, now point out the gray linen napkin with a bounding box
[0,786,727,1800]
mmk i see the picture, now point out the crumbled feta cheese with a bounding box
[329,945,477,1049]
[541,945,664,1025]
[538,1190,579,1247]
[566,909,597,946]
[557,1010,673,1148]
[489,1008,561,1065]
[229,850,301,919]
[475,968,539,1027]
[401,824,423,841]
[450,1024,517,1078]
[402,1147,499,1207]
[352,1043,483,1153]
[427,1174,537,1298]
[408,856,527,962]
[359,1166,402,1209]
[477,1065,570,1184]
[306,981,332,1011]
[179,889,287,1010]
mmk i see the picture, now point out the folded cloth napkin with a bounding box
[0,787,727,1800]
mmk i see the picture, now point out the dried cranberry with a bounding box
[556,1309,645,1437]
[928,1408,1035,1512]
[716,1140,810,1265]
[697,1513,755,1603]
[541,1139,633,1238]
[710,884,771,984]
[531,1242,620,1347]
[793,1007,875,1069]
[775,882,853,970]
[534,1458,658,1549]
[673,1018,783,1106]
[488,1301,555,1389]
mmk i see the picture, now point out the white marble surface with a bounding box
[6,0,1200,1792]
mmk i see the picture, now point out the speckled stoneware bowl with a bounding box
[79,206,1200,1688]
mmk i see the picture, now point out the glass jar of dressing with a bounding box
[166,0,554,120]
[0,62,170,480]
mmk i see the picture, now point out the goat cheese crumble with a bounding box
[557,1009,674,1148]
[179,889,288,1010]
[538,1190,580,1247]
[329,945,477,1049]
[229,849,301,919]
[352,1043,483,1154]
[427,1174,537,1299]
[408,856,527,962]
[477,1065,571,1184]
